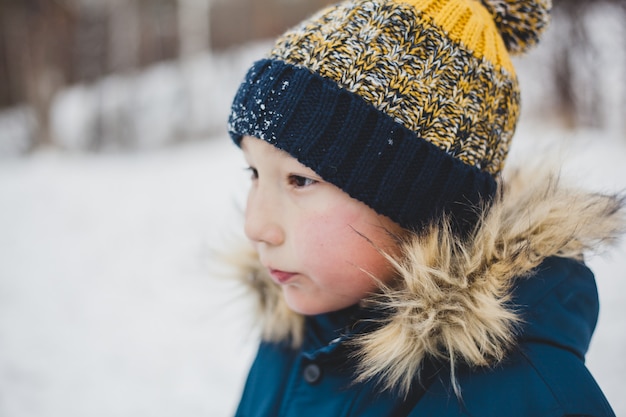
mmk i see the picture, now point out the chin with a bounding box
[286,301,328,316]
[284,295,351,316]
[282,286,359,315]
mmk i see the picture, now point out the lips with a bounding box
[268,268,296,284]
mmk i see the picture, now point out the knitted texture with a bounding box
[268,0,518,175]
[479,0,552,54]
[229,0,550,231]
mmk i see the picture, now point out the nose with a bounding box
[244,188,285,246]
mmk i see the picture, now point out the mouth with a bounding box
[268,268,296,284]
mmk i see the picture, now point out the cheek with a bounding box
[297,206,396,283]
[297,211,338,262]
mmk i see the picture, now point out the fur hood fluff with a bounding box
[227,167,625,396]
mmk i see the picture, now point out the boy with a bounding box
[226,0,623,415]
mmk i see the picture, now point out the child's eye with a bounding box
[289,175,317,188]
[245,166,258,180]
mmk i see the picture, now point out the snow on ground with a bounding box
[0,123,625,417]
[0,138,255,416]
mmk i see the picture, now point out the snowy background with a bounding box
[2,15,626,417]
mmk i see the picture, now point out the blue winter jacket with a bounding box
[235,258,614,417]
[232,174,622,417]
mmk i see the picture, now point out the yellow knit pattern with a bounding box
[400,0,514,74]
[269,0,520,174]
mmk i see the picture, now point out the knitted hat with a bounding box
[228,0,551,232]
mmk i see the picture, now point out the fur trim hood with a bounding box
[227,167,625,396]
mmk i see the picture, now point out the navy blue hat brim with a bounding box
[229,59,497,233]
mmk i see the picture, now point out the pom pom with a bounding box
[480,0,552,55]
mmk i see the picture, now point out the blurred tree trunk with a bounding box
[551,0,625,130]
[72,2,109,151]
[2,1,74,151]
[551,1,594,128]
[177,0,210,59]
[109,0,141,72]
[99,0,142,150]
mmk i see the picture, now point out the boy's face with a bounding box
[241,136,402,315]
